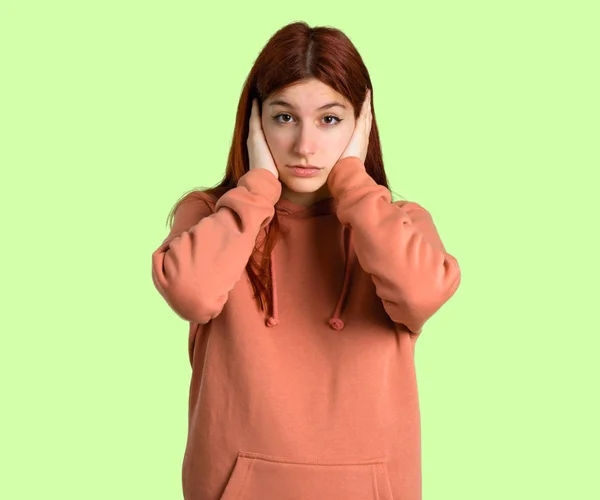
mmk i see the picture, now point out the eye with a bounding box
[272,113,343,126]
[323,115,342,125]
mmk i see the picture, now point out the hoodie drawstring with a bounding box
[266,227,354,330]
[265,249,280,327]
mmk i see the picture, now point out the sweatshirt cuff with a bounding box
[327,156,378,199]
[238,167,282,205]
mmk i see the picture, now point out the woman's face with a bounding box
[261,78,356,207]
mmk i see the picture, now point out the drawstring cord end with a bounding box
[328,317,345,330]
[266,316,279,327]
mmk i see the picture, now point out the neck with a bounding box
[279,183,332,207]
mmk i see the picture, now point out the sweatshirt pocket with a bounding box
[219,450,395,500]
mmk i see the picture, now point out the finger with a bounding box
[363,94,371,128]
[362,89,371,117]
[359,93,368,124]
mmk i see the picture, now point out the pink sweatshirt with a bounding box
[151,156,461,500]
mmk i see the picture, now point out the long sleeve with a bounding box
[327,156,461,335]
[151,167,282,324]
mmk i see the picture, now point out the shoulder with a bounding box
[174,190,219,215]
[168,190,220,233]
[393,199,429,215]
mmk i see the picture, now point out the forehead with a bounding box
[268,79,349,111]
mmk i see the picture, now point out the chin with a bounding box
[282,177,326,193]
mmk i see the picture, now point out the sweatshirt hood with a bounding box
[265,196,355,331]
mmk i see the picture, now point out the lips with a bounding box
[289,164,321,169]
[288,165,322,177]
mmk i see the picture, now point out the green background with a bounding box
[2,1,598,499]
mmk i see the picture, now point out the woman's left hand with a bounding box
[338,88,372,165]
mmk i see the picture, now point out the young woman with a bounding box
[151,21,461,500]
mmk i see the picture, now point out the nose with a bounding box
[292,124,317,157]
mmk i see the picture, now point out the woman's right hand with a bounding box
[247,98,279,180]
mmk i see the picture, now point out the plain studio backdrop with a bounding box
[1,1,598,499]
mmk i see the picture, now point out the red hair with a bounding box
[166,21,402,317]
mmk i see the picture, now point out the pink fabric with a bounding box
[151,156,461,500]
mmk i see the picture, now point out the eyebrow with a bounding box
[268,99,347,111]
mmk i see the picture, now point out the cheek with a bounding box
[333,129,353,150]
[262,124,282,146]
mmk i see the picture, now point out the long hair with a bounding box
[166,21,403,317]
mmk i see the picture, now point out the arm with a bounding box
[327,156,461,335]
[151,168,282,324]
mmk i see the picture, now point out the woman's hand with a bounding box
[339,88,372,165]
[247,98,280,179]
